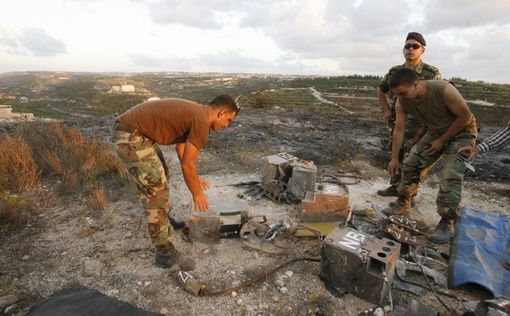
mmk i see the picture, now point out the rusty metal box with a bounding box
[188,199,248,243]
[300,183,349,221]
[319,227,401,304]
[260,153,298,184]
[287,164,317,199]
[260,153,317,202]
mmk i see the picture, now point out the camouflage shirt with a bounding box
[379,61,441,105]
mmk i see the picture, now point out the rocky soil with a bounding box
[1,105,509,315]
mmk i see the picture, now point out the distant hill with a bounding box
[1,71,509,125]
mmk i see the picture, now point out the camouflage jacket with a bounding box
[379,61,441,105]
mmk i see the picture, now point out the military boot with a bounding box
[382,197,411,216]
[168,216,185,230]
[155,243,196,271]
[428,218,455,244]
[389,195,416,208]
[377,185,399,197]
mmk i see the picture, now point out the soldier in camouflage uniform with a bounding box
[112,96,238,270]
[383,68,477,244]
[377,32,441,199]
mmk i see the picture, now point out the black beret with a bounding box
[406,32,426,46]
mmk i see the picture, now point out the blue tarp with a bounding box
[449,207,510,298]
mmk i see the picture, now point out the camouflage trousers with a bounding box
[388,109,427,187]
[112,123,174,249]
[397,129,477,219]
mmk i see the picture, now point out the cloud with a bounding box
[0,36,24,55]
[199,51,270,71]
[424,25,510,82]
[0,27,66,57]
[421,0,510,31]
[18,27,66,56]
[236,0,413,60]
[129,50,273,73]
[147,0,238,29]
[128,53,192,70]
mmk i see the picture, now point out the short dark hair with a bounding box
[389,68,419,89]
[209,95,239,114]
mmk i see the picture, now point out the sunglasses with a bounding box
[404,43,422,50]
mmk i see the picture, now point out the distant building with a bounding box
[0,105,13,119]
[0,105,34,121]
[0,92,15,99]
[110,84,136,93]
[120,84,135,92]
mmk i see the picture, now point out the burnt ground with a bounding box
[1,101,509,316]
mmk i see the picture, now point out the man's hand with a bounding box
[193,192,209,212]
[426,138,445,155]
[413,126,427,145]
[383,110,391,125]
[388,159,401,176]
[457,146,480,162]
[199,177,210,191]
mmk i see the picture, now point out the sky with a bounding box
[0,0,509,84]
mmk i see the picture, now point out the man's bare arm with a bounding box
[389,100,407,175]
[180,141,208,211]
[377,88,391,124]
[176,143,185,163]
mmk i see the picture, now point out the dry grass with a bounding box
[0,136,40,193]
[0,191,32,235]
[15,122,128,192]
[0,122,128,234]
[91,185,106,210]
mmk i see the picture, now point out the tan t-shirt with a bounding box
[401,81,476,136]
[117,98,209,148]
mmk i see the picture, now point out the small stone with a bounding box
[231,291,237,298]
[107,289,119,295]
[261,286,267,292]
[5,304,18,314]
[236,299,243,305]
[230,270,236,275]
[253,252,259,259]
[84,259,103,275]
[22,255,30,261]
[275,278,285,288]
[144,281,151,286]
[137,281,143,286]
[272,295,279,302]
[203,249,210,255]
[373,307,384,316]
[160,308,169,315]
[0,294,21,309]
[285,271,293,277]
[279,287,289,294]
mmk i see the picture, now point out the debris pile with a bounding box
[174,153,509,315]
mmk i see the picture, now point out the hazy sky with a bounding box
[0,0,509,83]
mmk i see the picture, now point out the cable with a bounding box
[382,269,393,311]
[412,246,452,312]
[202,256,321,296]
